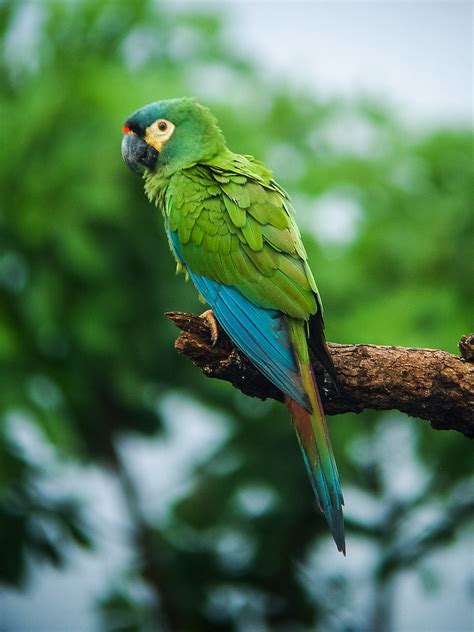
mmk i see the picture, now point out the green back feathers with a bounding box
[164,154,319,320]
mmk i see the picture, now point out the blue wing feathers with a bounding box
[168,230,309,408]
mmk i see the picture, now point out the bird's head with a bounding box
[121,97,225,175]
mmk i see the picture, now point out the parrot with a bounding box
[121,97,345,553]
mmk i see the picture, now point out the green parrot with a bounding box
[121,98,345,553]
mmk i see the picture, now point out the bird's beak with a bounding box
[121,131,159,174]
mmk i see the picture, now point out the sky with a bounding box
[199,0,473,127]
[1,2,473,631]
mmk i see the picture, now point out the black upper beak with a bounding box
[121,133,159,174]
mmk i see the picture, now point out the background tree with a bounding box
[0,1,472,631]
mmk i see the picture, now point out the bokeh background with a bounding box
[0,1,473,631]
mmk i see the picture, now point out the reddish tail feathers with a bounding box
[286,366,345,553]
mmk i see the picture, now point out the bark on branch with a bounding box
[165,312,474,439]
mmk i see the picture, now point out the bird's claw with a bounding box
[200,309,219,346]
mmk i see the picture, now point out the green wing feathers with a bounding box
[165,153,320,320]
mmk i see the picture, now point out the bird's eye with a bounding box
[145,119,175,150]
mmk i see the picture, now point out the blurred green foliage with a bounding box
[0,1,472,630]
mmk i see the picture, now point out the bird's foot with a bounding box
[200,309,220,346]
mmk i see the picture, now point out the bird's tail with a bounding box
[286,321,345,554]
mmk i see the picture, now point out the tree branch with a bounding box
[165,312,474,439]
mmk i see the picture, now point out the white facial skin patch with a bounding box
[144,119,175,152]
